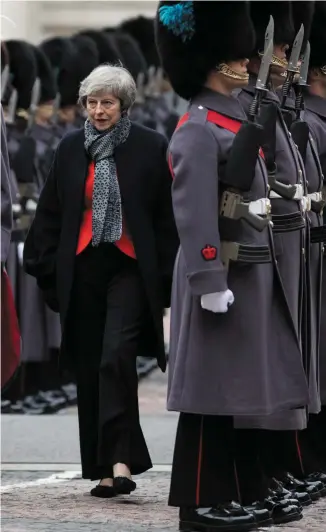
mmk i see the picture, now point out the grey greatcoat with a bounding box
[167,88,309,417]
[305,93,326,405]
[1,106,12,263]
[234,83,308,430]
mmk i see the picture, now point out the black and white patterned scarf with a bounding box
[84,115,131,246]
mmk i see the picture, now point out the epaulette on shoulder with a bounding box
[175,105,208,131]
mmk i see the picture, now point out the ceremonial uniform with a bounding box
[234,2,308,436]
[298,1,326,474]
[156,1,307,529]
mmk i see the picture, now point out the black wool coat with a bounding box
[23,122,179,371]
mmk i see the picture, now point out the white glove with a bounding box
[201,290,234,314]
[17,242,24,266]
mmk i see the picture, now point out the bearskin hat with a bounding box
[110,32,147,81]
[250,1,295,51]
[309,1,326,69]
[120,16,160,68]
[155,1,255,100]
[70,35,99,80]
[40,37,79,107]
[5,40,37,110]
[291,1,315,55]
[77,30,121,64]
[29,45,57,104]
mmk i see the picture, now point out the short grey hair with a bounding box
[78,64,137,111]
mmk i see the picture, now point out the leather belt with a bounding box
[269,184,304,200]
[270,190,325,214]
[220,191,271,232]
[271,211,305,233]
[221,241,272,269]
[310,225,326,244]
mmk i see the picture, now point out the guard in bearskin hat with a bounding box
[40,37,81,134]
[297,0,326,480]
[280,2,325,486]
[121,14,186,136]
[233,0,326,505]
[155,1,309,529]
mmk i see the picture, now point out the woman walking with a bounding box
[23,64,178,497]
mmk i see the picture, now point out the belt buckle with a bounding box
[301,196,311,212]
[249,198,271,216]
[294,184,304,200]
[265,198,272,217]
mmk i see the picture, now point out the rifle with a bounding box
[290,42,310,164]
[220,17,274,233]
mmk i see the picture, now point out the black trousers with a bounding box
[256,430,305,480]
[299,408,326,474]
[169,414,269,508]
[67,244,152,480]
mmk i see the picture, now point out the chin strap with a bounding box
[216,63,249,81]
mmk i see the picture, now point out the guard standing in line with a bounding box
[156,1,309,530]
[297,0,326,478]
[232,2,323,497]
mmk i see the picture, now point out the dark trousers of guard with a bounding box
[300,409,326,473]
[66,243,152,480]
[169,414,269,508]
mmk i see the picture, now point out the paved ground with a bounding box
[2,364,326,531]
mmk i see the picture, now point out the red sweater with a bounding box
[76,162,136,258]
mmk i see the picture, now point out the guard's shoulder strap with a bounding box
[176,109,242,134]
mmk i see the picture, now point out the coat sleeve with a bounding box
[23,145,62,293]
[153,136,180,307]
[1,107,13,263]
[169,119,228,296]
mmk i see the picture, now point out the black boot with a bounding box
[243,502,273,527]
[1,400,12,413]
[179,503,257,531]
[246,498,302,526]
[305,472,326,492]
[281,472,324,500]
[269,478,312,506]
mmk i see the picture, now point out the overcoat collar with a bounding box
[304,93,326,119]
[192,87,246,121]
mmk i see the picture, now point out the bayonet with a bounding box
[135,71,145,104]
[249,16,274,121]
[290,40,311,160]
[287,24,304,73]
[51,92,61,125]
[1,65,9,100]
[145,66,156,98]
[5,88,18,125]
[27,77,41,129]
[281,24,305,107]
[256,16,274,91]
[298,41,310,87]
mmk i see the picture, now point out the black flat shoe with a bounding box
[113,476,136,495]
[90,484,116,498]
[179,503,257,531]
